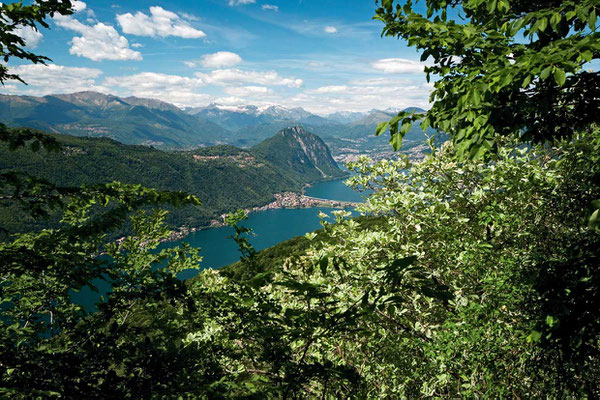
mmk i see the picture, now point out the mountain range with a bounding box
[0,91,434,156]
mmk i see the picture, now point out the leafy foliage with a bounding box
[0,0,73,83]
[375,0,600,158]
[2,0,600,397]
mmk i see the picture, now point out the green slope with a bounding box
[252,126,346,182]
[0,129,340,236]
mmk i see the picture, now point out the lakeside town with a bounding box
[154,190,361,243]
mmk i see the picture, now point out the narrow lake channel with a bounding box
[162,177,369,279]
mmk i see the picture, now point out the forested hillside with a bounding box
[252,126,345,182]
[0,126,343,236]
[1,0,599,398]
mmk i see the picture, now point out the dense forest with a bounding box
[1,0,600,398]
[0,127,344,237]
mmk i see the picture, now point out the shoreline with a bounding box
[159,176,355,244]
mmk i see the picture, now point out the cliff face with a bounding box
[252,126,345,182]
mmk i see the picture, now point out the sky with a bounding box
[1,0,434,114]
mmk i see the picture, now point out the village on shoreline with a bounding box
[160,185,360,243]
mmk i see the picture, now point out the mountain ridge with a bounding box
[0,91,438,158]
[252,126,345,182]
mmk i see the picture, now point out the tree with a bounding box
[375,0,600,159]
[0,0,74,83]
[0,2,214,396]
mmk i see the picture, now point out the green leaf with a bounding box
[320,256,329,275]
[400,121,413,135]
[375,121,388,136]
[540,66,552,80]
[589,208,600,229]
[589,9,597,30]
[527,330,542,343]
[389,133,403,151]
[553,68,566,86]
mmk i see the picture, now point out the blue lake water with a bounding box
[164,177,370,279]
[305,178,370,203]
[73,178,368,309]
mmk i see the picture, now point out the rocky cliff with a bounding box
[252,126,345,182]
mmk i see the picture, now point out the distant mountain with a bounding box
[325,111,367,124]
[0,91,230,149]
[186,103,263,132]
[187,103,337,132]
[404,107,426,113]
[351,109,397,127]
[0,91,437,157]
[252,126,345,182]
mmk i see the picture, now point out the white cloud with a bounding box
[196,68,303,88]
[72,1,97,23]
[229,0,256,5]
[314,85,347,94]
[349,77,413,86]
[223,86,273,96]
[14,26,43,49]
[54,14,142,61]
[262,4,279,11]
[117,6,205,39]
[105,72,203,92]
[200,51,242,68]
[72,1,87,12]
[179,12,200,21]
[131,43,143,48]
[371,58,426,74]
[103,72,209,107]
[1,64,106,94]
[324,26,337,34]
[289,79,433,113]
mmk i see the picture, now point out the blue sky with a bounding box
[2,0,433,113]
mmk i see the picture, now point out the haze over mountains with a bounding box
[0,91,434,158]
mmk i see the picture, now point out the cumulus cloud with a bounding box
[262,4,279,11]
[196,68,303,88]
[229,0,256,5]
[324,26,337,34]
[14,26,43,49]
[284,79,433,113]
[200,51,243,68]
[105,72,203,92]
[371,58,427,74]
[71,1,98,23]
[348,77,422,88]
[71,1,87,12]
[314,85,347,93]
[117,6,205,38]
[223,86,272,96]
[103,72,209,106]
[2,64,106,94]
[54,14,142,61]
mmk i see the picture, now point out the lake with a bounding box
[163,177,370,279]
[73,177,369,309]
